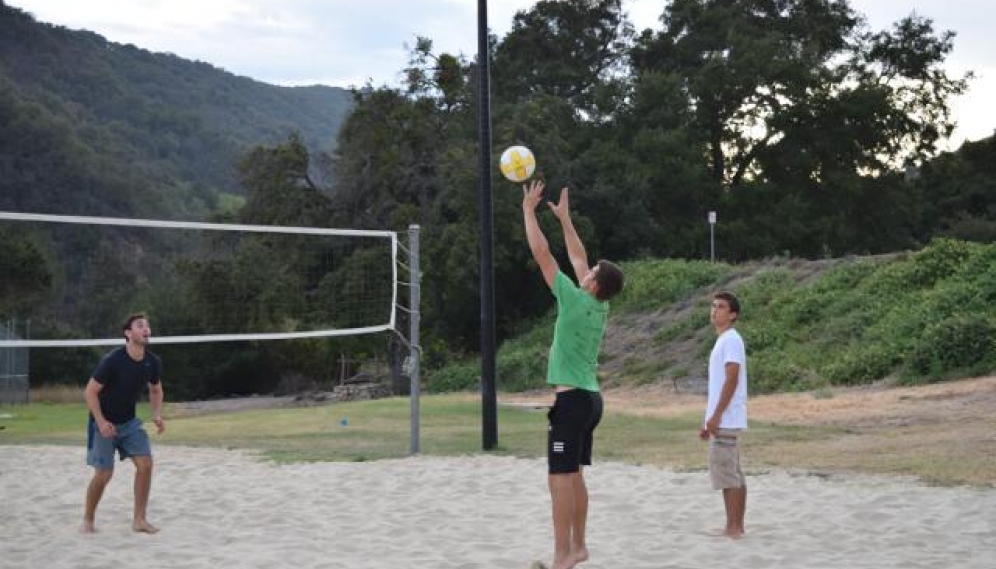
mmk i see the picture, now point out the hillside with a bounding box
[429,239,996,394]
[0,1,357,394]
[599,257,856,392]
[0,1,352,219]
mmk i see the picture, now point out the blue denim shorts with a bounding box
[86,417,152,470]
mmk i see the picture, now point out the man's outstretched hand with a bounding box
[546,187,570,221]
[522,179,546,211]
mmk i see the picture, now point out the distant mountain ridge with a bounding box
[0,1,352,219]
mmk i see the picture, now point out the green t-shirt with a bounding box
[547,271,609,392]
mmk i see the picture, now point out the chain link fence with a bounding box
[1,319,29,404]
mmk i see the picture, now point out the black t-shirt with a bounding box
[91,347,162,424]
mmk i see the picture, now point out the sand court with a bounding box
[1,444,993,568]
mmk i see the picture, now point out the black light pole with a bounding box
[477,0,498,450]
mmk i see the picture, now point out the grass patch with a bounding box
[3,392,990,486]
[0,395,812,469]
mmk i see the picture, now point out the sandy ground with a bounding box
[2,445,994,569]
[3,377,996,568]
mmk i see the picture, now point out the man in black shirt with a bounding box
[81,313,165,534]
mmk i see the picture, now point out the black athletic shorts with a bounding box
[547,388,603,474]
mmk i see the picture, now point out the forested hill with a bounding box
[0,1,352,220]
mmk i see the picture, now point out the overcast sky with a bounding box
[7,0,994,149]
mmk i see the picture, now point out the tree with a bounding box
[626,0,969,258]
[915,134,996,242]
[236,133,333,227]
[631,0,969,191]
[0,229,52,313]
[404,37,472,113]
[492,0,632,123]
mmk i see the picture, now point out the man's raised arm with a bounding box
[523,180,559,288]
[547,187,590,283]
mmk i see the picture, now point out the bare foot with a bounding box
[132,520,160,534]
[79,521,97,534]
[726,527,745,540]
[569,547,589,565]
[529,560,575,569]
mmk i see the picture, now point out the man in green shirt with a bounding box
[522,179,624,569]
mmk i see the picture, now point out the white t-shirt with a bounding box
[705,328,748,429]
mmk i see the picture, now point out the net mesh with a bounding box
[0,212,398,347]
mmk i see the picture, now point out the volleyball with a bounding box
[499,145,536,183]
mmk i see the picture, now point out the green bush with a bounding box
[737,268,796,309]
[750,352,819,393]
[906,315,996,382]
[822,343,898,385]
[615,259,730,311]
[497,347,548,391]
[737,320,788,352]
[906,238,975,287]
[427,361,479,392]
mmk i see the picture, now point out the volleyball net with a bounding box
[0,211,400,347]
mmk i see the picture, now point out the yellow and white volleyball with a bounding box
[499,145,536,183]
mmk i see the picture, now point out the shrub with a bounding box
[615,259,730,311]
[737,268,796,309]
[497,347,548,391]
[750,352,819,393]
[906,238,975,287]
[427,361,479,392]
[822,343,898,386]
[906,315,996,382]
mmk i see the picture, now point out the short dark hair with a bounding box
[712,291,741,320]
[594,260,624,302]
[122,313,148,335]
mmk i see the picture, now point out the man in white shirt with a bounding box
[699,290,747,539]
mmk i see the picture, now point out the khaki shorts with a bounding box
[709,429,745,490]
